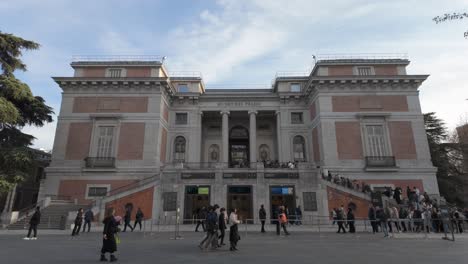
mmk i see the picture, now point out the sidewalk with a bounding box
[1,224,467,239]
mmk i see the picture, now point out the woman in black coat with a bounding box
[101,208,119,262]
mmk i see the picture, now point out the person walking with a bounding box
[295,206,302,225]
[376,206,389,238]
[195,207,207,232]
[71,208,84,236]
[336,207,346,233]
[368,204,378,234]
[82,208,94,233]
[218,208,227,246]
[132,208,144,231]
[259,204,266,233]
[278,206,290,235]
[24,206,41,240]
[100,208,119,262]
[122,207,133,232]
[229,208,241,251]
[347,208,355,233]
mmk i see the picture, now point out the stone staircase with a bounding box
[7,200,87,230]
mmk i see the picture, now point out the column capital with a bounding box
[248,110,258,115]
[198,111,204,116]
[275,110,281,116]
[220,110,230,116]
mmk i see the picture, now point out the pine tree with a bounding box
[0,31,54,193]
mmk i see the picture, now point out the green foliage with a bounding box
[0,31,53,194]
[424,112,464,206]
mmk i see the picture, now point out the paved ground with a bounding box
[0,230,466,264]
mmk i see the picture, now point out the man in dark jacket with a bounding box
[24,206,41,240]
[336,208,346,233]
[71,208,84,236]
[123,207,134,232]
[133,208,144,231]
[218,208,227,246]
[368,204,378,234]
[259,204,266,232]
[82,209,94,233]
[195,207,207,232]
[376,206,389,237]
[347,208,355,233]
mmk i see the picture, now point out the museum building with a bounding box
[39,54,439,222]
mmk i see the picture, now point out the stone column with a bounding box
[249,111,257,164]
[197,111,203,163]
[221,111,230,164]
[276,111,282,162]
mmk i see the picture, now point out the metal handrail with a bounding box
[316,53,408,61]
[72,55,164,62]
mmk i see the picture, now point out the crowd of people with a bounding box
[262,160,299,169]
[323,171,372,194]
[197,204,241,251]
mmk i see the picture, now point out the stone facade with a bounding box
[40,56,439,222]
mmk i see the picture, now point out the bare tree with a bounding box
[433,12,468,39]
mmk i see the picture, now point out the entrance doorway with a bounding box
[229,126,249,168]
[184,186,210,223]
[270,186,296,224]
[227,186,253,223]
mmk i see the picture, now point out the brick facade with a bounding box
[105,187,154,220]
[335,121,363,160]
[326,186,371,219]
[389,121,417,159]
[65,122,92,160]
[117,123,146,160]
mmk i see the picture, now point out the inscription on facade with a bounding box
[217,102,261,107]
[181,173,215,179]
[223,172,257,179]
[264,173,299,179]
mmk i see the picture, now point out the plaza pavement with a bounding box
[0,227,467,264]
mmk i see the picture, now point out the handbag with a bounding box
[115,234,121,244]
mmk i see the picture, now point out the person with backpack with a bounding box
[24,206,41,240]
[71,208,84,236]
[199,205,219,250]
[259,204,266,233]
[278,206,290,235]
[218,208,227,246]
[229,208,241,251]
[82,208,94,233]
[133,208,144,231]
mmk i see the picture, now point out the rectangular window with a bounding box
[88,187,108,197]
[175,113,188,125]
[291,112,303,124]
[365,125,388,157]
[178,84,189,93]
[109,69,122,78]
[97,126,114,157]
[303,192,317,211]
[357,67,372,76]
[290,83,301,92]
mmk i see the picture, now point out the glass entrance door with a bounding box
[184,186,210,224]
[270,186,296,224]
[227,186,253,223]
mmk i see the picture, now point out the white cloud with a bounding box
[21,121,57,151]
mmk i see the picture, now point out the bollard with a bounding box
[317,218,320,233]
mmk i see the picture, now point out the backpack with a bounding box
[206,212,217,230]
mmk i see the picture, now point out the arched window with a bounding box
[174,136,186,162]
[259,144,270,161]
[208,144,220,162]
[293,136,306,162]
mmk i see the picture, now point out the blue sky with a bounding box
[1,0,467,150]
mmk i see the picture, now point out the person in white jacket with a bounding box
[229,208,241,251]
